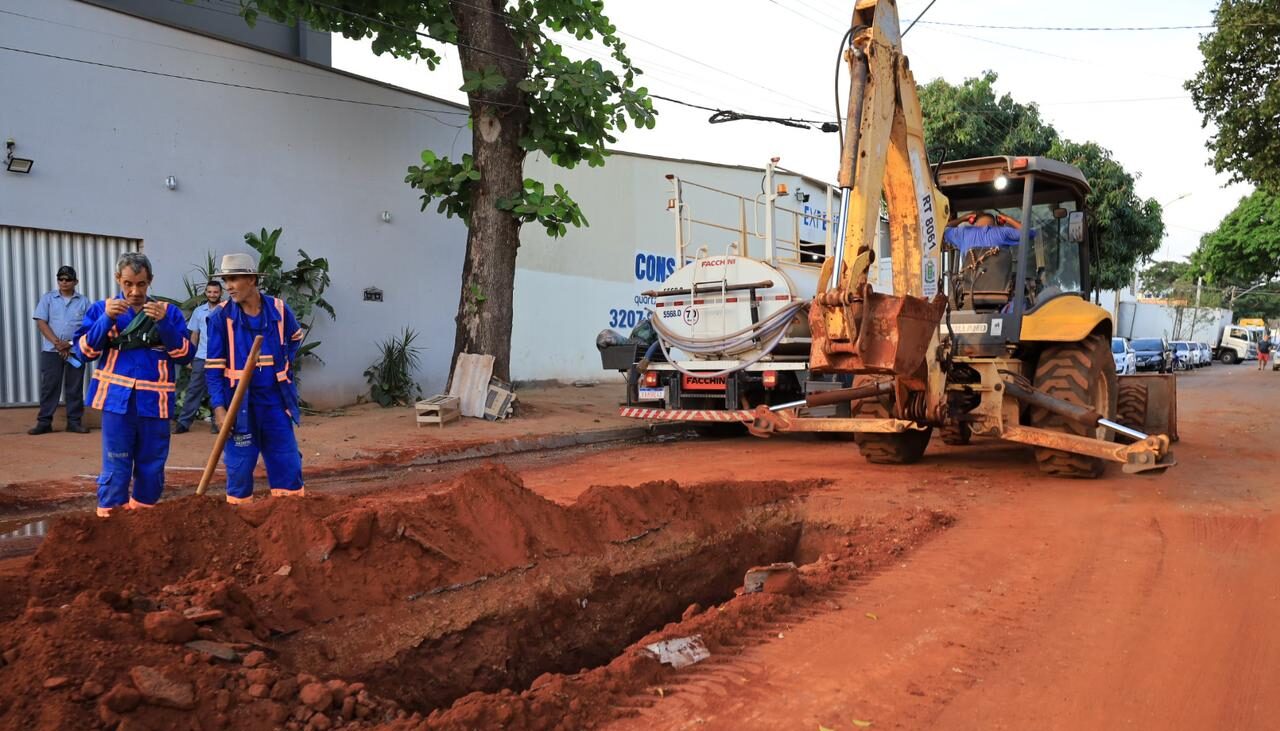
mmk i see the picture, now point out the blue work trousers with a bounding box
[176,358,208,429]
[224,397,303,500]
[98,394,170,509]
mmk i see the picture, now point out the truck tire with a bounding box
[1115,380,1148,434]
[1029,333,1118,478]
[850,375,932,464]
[1221,349,1238,365]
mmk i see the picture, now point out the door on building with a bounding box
[1,226,141,406]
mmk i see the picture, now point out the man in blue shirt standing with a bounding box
[173,281,224,434]
[205,253,305,504]
[29,265,90,435]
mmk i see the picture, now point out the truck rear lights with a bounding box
[763,371,778,389]
[642,371,659,388]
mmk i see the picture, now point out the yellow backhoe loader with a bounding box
[749,0,1176,477]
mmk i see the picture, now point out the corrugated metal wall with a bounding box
[1,226,140,406]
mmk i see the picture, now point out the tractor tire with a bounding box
[940,422,973,445]
[1028,333,1118,479]
[850,376,933,464]
[1115,380,1149,434]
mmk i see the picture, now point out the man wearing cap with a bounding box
[30,265,91,435]
[78,252,194,517]
[204,253,305,503]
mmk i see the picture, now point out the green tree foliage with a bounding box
[241,0,655,381]
[1186,0,1280,191]
[1047,140,1164,292]
[919,73,1164,292]
[1191,189,1280,285]
[918,71,1059,160]
[1232,290,1280,321]
[1139,260,1195,299]
[244,227,335,366]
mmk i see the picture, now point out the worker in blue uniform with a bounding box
[78,252,194,517]
[204,253,306,504]
[943,211,1030,257]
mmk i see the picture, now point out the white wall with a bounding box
[0,0,468,407]
[1116,300,1233,343]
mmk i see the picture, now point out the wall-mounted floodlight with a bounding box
[5,139,33,174]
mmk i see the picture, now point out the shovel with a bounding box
[196,335,263,496]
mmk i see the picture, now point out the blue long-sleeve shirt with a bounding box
[77,296,194,417]
[204,294,303,425]
[943,224,1034,258]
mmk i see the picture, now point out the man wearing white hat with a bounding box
[204,253,306,503]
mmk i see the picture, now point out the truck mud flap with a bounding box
[1117,373,1179,443]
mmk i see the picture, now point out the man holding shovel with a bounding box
[204,253,306,504]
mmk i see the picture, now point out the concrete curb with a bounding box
[401,421,693,467]
[0,422,696,520]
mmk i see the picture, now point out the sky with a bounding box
[330,0,1249,264]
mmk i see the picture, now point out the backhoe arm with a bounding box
[809,0,950,409]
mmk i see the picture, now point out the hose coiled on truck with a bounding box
[648,300,810,379]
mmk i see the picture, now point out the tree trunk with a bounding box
[449,0,530,383]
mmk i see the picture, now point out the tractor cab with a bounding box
[936,156,1094,357]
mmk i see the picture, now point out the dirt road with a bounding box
[1,364,1274,730]
[551,366,1275,731]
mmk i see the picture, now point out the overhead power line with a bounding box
[914,20,1214,32]
[651,94,838,132]
[903,0,941,36]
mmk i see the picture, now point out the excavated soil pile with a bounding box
[0,464,950,731]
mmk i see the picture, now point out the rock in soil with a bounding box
[143,610,198,644]
[129,666,195,710]
[299,682,333,712]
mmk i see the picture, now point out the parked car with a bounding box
[1171,341,1195,370]
[1111,337,1136,375]
[1131,337,1173,373]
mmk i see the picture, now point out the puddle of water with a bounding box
[0,519,49,558]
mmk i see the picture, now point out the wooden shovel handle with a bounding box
[196,335,263,496]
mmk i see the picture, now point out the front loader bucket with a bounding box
[1117,373,1179,443]
[810,288,948,374]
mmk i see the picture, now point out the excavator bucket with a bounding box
[1116,373,1179,443]
[810,287,948,374]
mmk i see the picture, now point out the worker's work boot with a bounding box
[27,423,52,435]
[270,488,307,498]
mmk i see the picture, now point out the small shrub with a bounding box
[364,327,423,407]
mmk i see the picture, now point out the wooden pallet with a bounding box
[415,395,460,428]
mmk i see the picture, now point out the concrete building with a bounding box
[1,0,468,408]
[1,0,841,407]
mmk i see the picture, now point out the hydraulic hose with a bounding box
[647,300,810,379]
